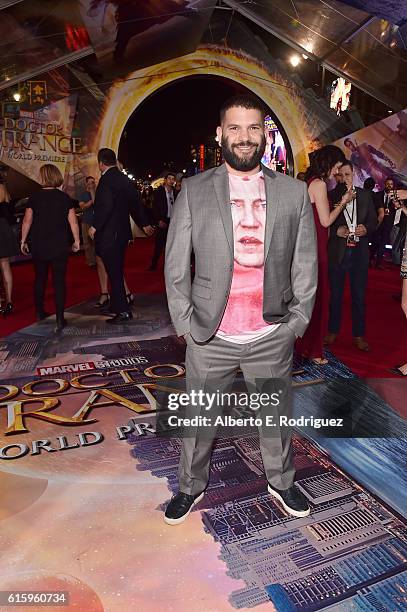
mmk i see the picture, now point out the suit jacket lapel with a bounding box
[213,164,233,255]
[263,168,280,259]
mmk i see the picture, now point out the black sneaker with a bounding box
[164,491,204,525]
[267,483,310,517]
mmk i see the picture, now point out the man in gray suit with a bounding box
[164,95,317,525]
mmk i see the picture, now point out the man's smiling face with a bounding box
[217,106,266,173]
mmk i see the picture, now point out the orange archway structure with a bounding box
[92,45,313,174]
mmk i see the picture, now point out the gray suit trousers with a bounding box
[178,323,296,495]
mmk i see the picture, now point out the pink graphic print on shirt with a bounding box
[218,171,269,335]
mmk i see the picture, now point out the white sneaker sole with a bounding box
[164,492,204,526]
[267,485,310,518]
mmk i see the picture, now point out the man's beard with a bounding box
[221,135,266,172]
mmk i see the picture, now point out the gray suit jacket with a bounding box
[164,164,317,342]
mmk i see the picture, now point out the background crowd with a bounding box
[0,148,406,372]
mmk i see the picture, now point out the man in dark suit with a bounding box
[90,148,154,323]
[362,177,384,268]
[372,178,397,269]
[325,161,377,351]
[148,172,176,271]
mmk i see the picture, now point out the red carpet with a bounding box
[1,238,165,337]
[325,262,406,379]
[1,241,406,381]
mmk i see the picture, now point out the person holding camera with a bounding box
[373,177,398,268]
[325,161,377,351]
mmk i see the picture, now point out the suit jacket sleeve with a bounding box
[287,182,318,338]
[128,185,149,229]
[364,191,378,235]
[93,179,113,232]
[152,188,166,224]
[330,207,345,236]
[373,191,384,211]
[164,181,192,336]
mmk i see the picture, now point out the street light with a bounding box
[289,55,301,67]
[13,92,21,102]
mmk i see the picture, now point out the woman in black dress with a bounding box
[20,164,80,331]
[0,182,18,315]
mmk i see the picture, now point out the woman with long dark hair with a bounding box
[20,164,80,331]
[296,145,355,365]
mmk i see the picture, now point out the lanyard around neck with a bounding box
[343,199,356,231]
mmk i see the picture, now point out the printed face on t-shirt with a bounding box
[230,173,266,268]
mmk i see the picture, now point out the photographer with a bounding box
[325,161,378,351]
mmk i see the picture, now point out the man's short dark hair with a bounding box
[220,94,266,124]
[363,177,375,190]
[341,160,353,171]
[86,175,95,182]
[164,172,176,180]
[98,148,117,166]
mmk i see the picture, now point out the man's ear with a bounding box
[216,125,222,144]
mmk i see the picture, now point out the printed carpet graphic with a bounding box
[0,295,406,611]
